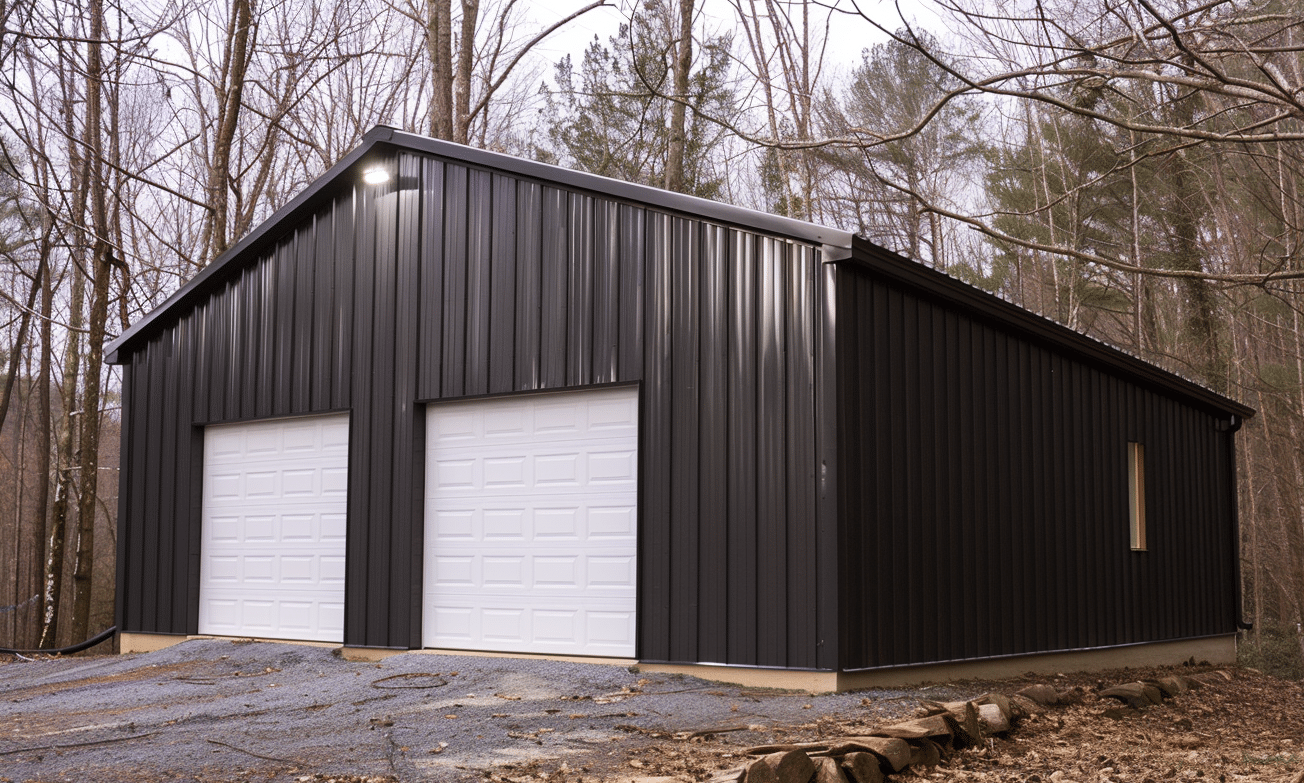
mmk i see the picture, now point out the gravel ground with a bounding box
[0,639,974,782]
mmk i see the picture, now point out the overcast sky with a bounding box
[525,0,946,82]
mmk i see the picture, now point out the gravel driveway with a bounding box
[0,640,958,782]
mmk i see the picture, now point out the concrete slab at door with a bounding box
[423,387,638,656]
[198,413,349,643]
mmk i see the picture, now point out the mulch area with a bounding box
[494,665,1304,783]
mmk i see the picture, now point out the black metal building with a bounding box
[108,126,1252,676]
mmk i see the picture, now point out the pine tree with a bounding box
[536,0,735,199]
[818,33,985,270]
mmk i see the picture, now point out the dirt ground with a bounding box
[499,664,1304,783]
[3,645,1302,782]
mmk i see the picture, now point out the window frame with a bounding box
[1128,441,1147,551]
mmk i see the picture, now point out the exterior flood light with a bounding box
[363,166,390,185]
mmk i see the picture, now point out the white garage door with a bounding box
[423,387,638,656]
[198,414,349,643]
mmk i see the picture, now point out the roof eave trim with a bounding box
[381,129,853,249]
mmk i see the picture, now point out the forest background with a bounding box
[1,0,1302,665]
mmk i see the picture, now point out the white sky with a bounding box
[525,0,947,82]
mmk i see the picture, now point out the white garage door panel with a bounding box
[429,445,638,495]
[427,545,636,593]
[199,414,349,643]
[425,598,636,654]
[423,387,638,656]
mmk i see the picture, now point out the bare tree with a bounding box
[401,0,608,145]
[841,0,1304,285]
[728,0,831,220]
[69,0,116,643]
[663,0,693,192]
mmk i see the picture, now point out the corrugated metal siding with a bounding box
[834,262,1238,669]
[116,150,831,666]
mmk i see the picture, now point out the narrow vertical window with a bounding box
[1128,442,1147,551]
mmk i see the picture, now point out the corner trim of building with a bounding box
[640,636,1238,694]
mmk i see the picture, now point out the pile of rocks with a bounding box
[707,674,1205,783]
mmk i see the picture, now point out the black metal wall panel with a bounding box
[513,181,541,390]
[394,154,425,646]
[568,193,595,388]
[465,169,492,397]
[115,147,832,664]
[441,165,469,399]
[539,187,568,390]
[488,174,517,394]
[697,225,729,664]
[725,234,758,665]
[593,202,620,384]
[348,178,379,644]
[417,159,445,400]
[815,261,841,671]
[641,212,673,656]
[617,205,644,380]
[156,327,180,632]
[785,244,819,668]
[834,261,1239,669]
[668,217,701,661]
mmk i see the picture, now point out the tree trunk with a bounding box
[737,1,794,215]
[30,229,53,650]
[905,159,921,260]
[926,211,942,270]
[110,21,130,334]
[40,45,93,648]
[1246,404,1260,639]
[664,0,693,193]
[7,236,48,649]
[0,257,40,431]
[428,0,453,139]
[40,261,84,649]
[71,0,113,643]
[453,0,479,145]
[203,0,253,262]
[1171,159,1221,388]
[1129,134,1144,352]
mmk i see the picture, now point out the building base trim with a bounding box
[837,634,1236,690]
[118,632,188,653]
[119,634,1236,693]
[117,632,338,653]
[641,635,1237,693]
[339,645,638,665]
[639,663,841,692]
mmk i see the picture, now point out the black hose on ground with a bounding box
[0,626,117,656]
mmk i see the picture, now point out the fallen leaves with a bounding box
[574,666,1304,783]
